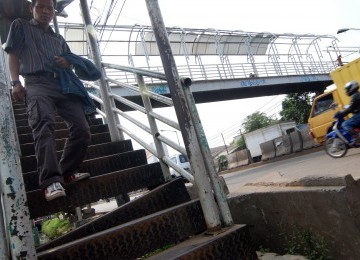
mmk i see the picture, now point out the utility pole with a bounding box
[221,133,229,154]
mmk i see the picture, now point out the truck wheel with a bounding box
[324,137,348,158]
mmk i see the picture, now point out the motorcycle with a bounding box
[324,114,360,158]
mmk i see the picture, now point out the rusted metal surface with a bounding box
[183,83,233,226]
[15,118,103,133]
[27,162,165,219]
[17,124,109,145]
[37,200,206,259]
[78,149,147,175]
[21,140,134,173]
[148,224,258,259]
[20,132,112,157]
[84,139,133,159]
[0,40,36,259]
[15,116,63,128]
[37,178,190,252]
[24,149,148,191]
[13,107,26,113]
[145,0,222,230]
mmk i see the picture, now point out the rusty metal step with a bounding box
[21,140,134,173]
[20,132,112,157]
[17,124,109,145]
[15,114,64,124]
[12,103,26,110]
[148,224,258,259]
[12,107,26,115]
[36,177,190,252]
[37,199,206,260]
[15,117,103,133]
[27,162,165,219]
[23,149,148,191]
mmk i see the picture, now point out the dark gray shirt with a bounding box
[4,18,71,75]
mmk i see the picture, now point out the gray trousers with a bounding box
[24,75,90,190]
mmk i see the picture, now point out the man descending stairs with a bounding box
[9,97,258,259]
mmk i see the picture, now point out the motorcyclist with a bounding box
[335,80,360,143]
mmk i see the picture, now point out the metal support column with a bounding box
[0,45,36,259]
[183,85,234,226]
[145,0,222,230]
[79,0,123,141]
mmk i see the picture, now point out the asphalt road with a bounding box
[93,147,360,212]
[222,147,360,194]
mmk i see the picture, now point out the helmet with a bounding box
[344,80,359,96]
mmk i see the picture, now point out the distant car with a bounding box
[169,154,191,178]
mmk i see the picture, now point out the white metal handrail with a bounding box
[104,60,336,86]
[94,62,191,182]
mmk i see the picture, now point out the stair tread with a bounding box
[20,132,112,156]
[148,224,257,260]
[37,199,206,260]
[21,140,134,173]
[15,118,103,134]
[17,124,109,145]
[10,96,257,259]
[36,178,190,252]
[27,162,165,219]
[24,149,148,191]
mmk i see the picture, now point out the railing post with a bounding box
[0,45,36,259]
[79,0,123,141]
[182,85,234,226]
[136,74,172,181]
[145,0,222,230]
[0,178,10,259]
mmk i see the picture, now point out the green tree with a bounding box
[279,93,312,124]
[242,111,276,133]
[236,135,246,149]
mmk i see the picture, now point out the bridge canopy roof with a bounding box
[0,1,339,65]
[135,31,273,56]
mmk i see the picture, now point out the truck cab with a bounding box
[308,57,360,143]
[308,89,344,143]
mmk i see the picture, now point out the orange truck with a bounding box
[308,57,360,143]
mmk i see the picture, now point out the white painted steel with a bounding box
[136,74,172,180]
[0,44,36,259]
[79,0,123,141]
[146,0,222,230]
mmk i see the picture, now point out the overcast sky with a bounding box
[60,0,360,148]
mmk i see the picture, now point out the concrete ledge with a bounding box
[245,175,348,187]
[228,174,360,259]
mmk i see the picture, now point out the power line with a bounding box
[99,0,116,41]
[101,0,127,54]
[207,96,285,147]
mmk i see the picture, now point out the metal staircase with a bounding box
[11,99,257,259]
[0,1,258,258]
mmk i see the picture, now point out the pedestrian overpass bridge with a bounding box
[105,61,333,110]
[65,24,339,110]
[0,2,348,259]
[1,16,341,110]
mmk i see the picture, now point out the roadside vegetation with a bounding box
[235,92,313,149]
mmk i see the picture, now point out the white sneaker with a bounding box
[64,172,90,184]
[44,182,66,201]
